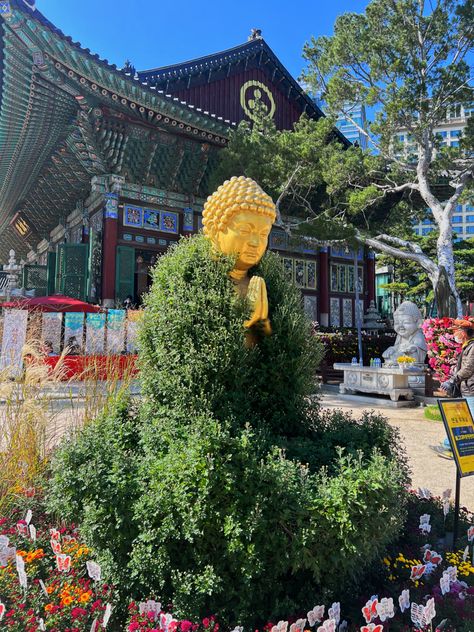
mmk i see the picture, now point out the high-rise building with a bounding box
[396,103,474,240]
[336,103,368,149]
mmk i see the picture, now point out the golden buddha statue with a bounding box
[202,176,276,338]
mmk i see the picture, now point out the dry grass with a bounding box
[0,340,136,514]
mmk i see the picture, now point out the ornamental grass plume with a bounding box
[0,340,70,514]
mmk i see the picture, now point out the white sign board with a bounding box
[0,309,28,376]
[41,313,62,354]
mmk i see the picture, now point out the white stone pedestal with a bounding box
[333,363,418,402]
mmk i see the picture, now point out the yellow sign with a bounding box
[240,80,276,122]
[439,399,474,477]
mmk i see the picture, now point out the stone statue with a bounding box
[202,176,276,339]
[382,301,427,365]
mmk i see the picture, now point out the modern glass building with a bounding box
[336,103,368,149]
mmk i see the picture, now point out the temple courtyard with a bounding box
[321,390,474,509]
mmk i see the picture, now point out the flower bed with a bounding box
[313,331,396,367]
[422,318,462,383]
[2,490,474,631]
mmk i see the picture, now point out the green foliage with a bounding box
[47,393,142,597]
[48,236,408,627]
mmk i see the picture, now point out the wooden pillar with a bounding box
[319,247,329,326]
[367,250,376,306]
[102,192,119,307]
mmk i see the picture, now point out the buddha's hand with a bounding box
[244,276,271,334]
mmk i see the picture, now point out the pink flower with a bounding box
[181,621,193,632]
[203,619,210,628]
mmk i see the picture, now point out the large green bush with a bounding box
[48,235,409,627]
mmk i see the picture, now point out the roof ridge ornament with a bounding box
[248,28,262,41]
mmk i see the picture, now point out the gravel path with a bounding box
[320,392,474,510]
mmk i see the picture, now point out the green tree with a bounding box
[48,236,408,627]
[302,0,473,315]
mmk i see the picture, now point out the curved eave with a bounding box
[6,0,231,138]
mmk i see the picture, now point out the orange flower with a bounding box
[45,604,54,612]
[62,596,74,606]
[46,586,54,595]
[79,592,91,603]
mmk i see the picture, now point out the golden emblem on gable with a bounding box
[240,80,276,122]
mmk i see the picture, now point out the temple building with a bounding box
[0,1,375,326]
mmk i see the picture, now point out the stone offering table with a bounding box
[333,363,420,401]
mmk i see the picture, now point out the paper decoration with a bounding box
[0,309,28,377]
[398,589,410,613]
[139,600,161,621]
[85,313,106,355]
[126,311,141,354]
[49,528,61,540]
[463,546,469,562]
[443,489,452,499]
[90,619,99,632]
[160,613,177,632]
[103,603,112,627]
[86,560,102,582]
[39,619,46,631]
[39,579,48,597]
[0,602,5,621]
[411,598,436,628]
[410,564,426,581]
[419,514,431,534]
[16,556,27,590]
[0,536,8,548]
[417,487,432,499]
[16,554,25,573]
[16,522,28,536]
[41,313,62,353]
[64,313,85,354]
[362,598,378,624]
[51,539,61,555]
[29,525,37,542]
[443,498,450,517]
[360,625,382,632]
[106,309,126,354]
[271,621,288,632]
[446,565,458,582]
[375,597,394,622]
[468,526,474,542]
[440,571,451,595]
[25,509,32,525]
[339,622,348,632]
[230,628,243,632]
[0,546,16,567]
[289,619,306,632]
[316,620,336,632]
[328,602,340,626]
[307,606,325,627]
[423,549,442,565]
[56,554,71,572]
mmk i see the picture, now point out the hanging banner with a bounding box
[126,311,142,354]
[439,398,474,477]
[64,313,85,355]
[41,313,62,354]
[0,309,28,376]
[85,313,106,355]
[107,309,126,354]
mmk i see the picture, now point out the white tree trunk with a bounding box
[437,216,463,317]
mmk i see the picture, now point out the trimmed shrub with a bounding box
[48,235,408,627]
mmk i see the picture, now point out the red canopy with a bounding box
[0,295,102,313]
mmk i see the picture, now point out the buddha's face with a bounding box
[216,211,273,271]
[393,313,419,337]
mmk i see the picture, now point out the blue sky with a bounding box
[37,0,370,80]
